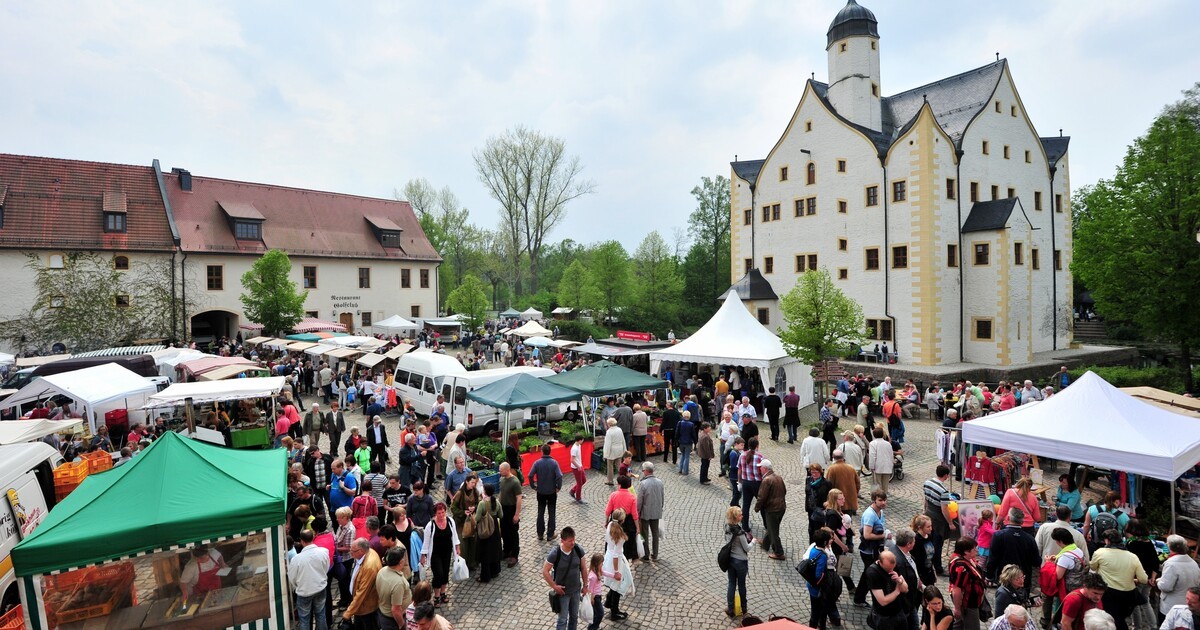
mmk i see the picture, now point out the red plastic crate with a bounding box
[0,605,24,630]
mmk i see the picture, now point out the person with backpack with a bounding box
[1083,492,1129,554]
[854,490,890,607]
[1043,526,1088,628]
[806,463,833,541]
[542,526,587,630]
[474,483,504,583]
[882,391,906,446]
[800,527,836,629]
[1089,529,1147,630]
[722,506,752,618]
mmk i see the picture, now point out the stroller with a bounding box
[857,439,905,482]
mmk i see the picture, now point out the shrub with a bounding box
[553,319,610,342]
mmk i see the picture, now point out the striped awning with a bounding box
[70,345,165,358]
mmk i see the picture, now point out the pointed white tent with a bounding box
[520,307,543,320]
[963,371,1200,481]
[511,321,553,338]
[650,293,813,406]
[374,314,419,332]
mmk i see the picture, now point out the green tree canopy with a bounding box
[1073,84,1200,392]
[445,274,490,332]
[627,231,684,334]
[557,259,596,312]
[688,175,732,307]
[778,267,866,397]
[240,250,307,336]
[586,241,630,325]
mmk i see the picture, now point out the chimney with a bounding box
[172,168,192,192]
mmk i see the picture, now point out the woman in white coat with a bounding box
[420,502,461,606]
[603,508,635,621]
[1156,535,1200,617]
[603,418,626,486]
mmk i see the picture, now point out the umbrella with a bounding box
[524,336,553,347]
[466,373,582,445]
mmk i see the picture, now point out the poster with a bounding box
[956,500,996,541]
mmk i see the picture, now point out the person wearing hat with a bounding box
[375,546,411,630]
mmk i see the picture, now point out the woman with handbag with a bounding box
[420,502,461,606]
[603,509,635,621]
[474,483,504,583]
[725,506,752,618]
[450,473,482,572]
[911,515,938,588]
[823,489,857,594]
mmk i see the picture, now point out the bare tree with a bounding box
[474,126,595,295]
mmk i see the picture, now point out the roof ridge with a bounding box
[0,152,153,172]
[885,59,1005,102]
[167,172,413,207]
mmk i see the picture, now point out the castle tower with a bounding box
[826,0,882,131]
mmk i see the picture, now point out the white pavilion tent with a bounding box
[649,293,813,406]
[143,377,287,410]
[374,314,419,332]
[510,321,553,338]
[0,364,158,432]
[520,307,543,320]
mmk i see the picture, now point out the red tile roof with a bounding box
[0,154,176,252]
[166,172,441,262]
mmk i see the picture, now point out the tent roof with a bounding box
[0,419,83,445]
[356,353,387,368]
[177,355,255,376]
[0,363,158,412]
[511,321,553,337]
[384,344,415,359]
[12,431,286,576]
[195,363,268,381]
[293,317,347,333]
[573,342,651,357]
[244,336,275,345]
[524,336,554,347]
[545,360,666,396]
[649,293,800,370]
[499,308,522,317]
[1120,387,1200,418]
[14,354,70,368]
[374,314,419,331]
[962,371,1200,480]
[521,307,543,317]
[144,377,287,409]
[305,343,338,356]
[465,373,580,410]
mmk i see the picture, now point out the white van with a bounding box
[0,442,66,612]
[392,352,468,416]
[440,367,580,437]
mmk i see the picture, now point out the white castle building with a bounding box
[730,0,1072,367]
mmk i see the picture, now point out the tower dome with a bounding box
[826,0,879,48]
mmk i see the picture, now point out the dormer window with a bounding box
[218,201,266,242]
[103,191,127,233]
[365,216,405,249]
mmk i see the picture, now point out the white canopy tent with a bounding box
[0,419,84,445]
[650,293,814,406]
[0,364,158,433]
[324,335,380,348]
[374,315,419,332]
[143,377,287,410]
[305,344,338,357]
[510,321,553,338]
[524,336,554,348]
[963,371,1200,481]
[148,348,209,378]
[520,307,543,320]
[0,352,14,365]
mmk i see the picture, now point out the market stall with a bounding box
[195,364,270,382]
[520,307,543,320]
[374,314,419,334]
[649,293,814,407]
[0,419,83,446]
[963,371,1200,533]
[176,356,256,382]
[0,364,158,434]
[498,308,522,319]
[144,377,287,449]
[466,373,584,483]
[510,321,552,338]
[292,317,347,333]
[546,360,670,462]
[12,432,289,630]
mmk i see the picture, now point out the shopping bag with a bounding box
[836,553,854,577]
[635,535,646,558]
[580,596,595,623]
[658,520,667,542]
[419,561,431,583]
[451,554,469,583]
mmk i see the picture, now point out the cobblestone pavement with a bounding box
[323,401,954,630]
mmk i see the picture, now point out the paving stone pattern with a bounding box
[325,399,954,629]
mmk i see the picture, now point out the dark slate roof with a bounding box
[731,159,765,188]
[961,198,1018,233]
[827,0,879,48]
[1041,136,1070,165]
[882,60,1006,145]
[719,268,779,302]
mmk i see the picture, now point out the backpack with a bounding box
[718,525,740,572]
[795,547,826,586]
[1090,508,1121,544]
[477,499,497,539]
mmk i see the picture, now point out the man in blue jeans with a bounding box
[676,410,695,475]
[287,530,329,630]
[543,527,587,630]
[528,443,564,541]
[738,437,763,534]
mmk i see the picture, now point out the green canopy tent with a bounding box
[13,432,289,629]
[545,360,668,433]
[498,308,522,318]
[466,372,583,446]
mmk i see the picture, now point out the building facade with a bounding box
[730,0,1072,367]
[0,153,440,352]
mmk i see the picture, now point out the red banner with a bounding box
[616,330,652,342]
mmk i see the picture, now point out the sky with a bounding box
[2,1,1197,251]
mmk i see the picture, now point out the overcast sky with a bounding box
[2,1,1197,251]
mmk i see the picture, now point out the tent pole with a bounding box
[958,427,966,498]
[1171,481,1177,535]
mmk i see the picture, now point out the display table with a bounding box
[520,441,593,486]
[230,426,269,449]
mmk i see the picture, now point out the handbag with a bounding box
[461,516,475,539]
[836,553,854,577]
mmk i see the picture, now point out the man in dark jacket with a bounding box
[302,445,334,512]
[324,402,346,457]
[613,399,634,445]
[886,530,923,630]
[366,415,389,466]
[762,387,783,442]
[986,508,1040,593]
[527,444,563,541]
[660,401,681,465]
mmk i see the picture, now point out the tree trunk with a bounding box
[529,257,539,295]
[1183,340,1194,394]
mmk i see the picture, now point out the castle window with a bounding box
[1014,242,1024,265]
[797,254,818,272]
[837,160,847,173]
[420,269,430,288]
[358,267,371,289]
[794,200,803,217]
[115,294,130,309]
[839,42,847,53]
[806,121,813,132]
[871,83,878,97]
[207,265,223,290]
[303,265,318,289]
[780,167,788,182]
[838,268,848,280]
[402,268,411,288]
[762,206,771,222]
[234,220,261,241]
[362,312,372,327]
[1032,248,1041,270]
[806,198,817,216]
[838,238,848,251]
[865,248,880,271]
[757,308,770,325]
[104,213,127,233]
[744,258,752,275]
[744,208,752,225]
[1003,145,1011,159]
[946,178,956,200]
[970,182,979,203]
[808,254,818,270]
[973,243,990,266]
[1054,249,1063,270]
[1034,191,1043,210]
[871,40,876,50]
[892,180,907,202]
[991,185,999,200]
[1056,194,1064,213]
[947,244,958,268]
[48,254,64,269]
[838,200,848,214]
[982,141,990,155]
[866,318,893,341]
[113,255,129,271]
[1025,150,1032,163]
[806,163,816,185]
[994,101,1001,113]
[891,246,908,269]
[972,318,994,341]
[49,296,65,308]
[1011,105,1017,117]
[865,186,879,207]
[764,257,774,274]
[772,204,780,221]
[1007,187,1015,199]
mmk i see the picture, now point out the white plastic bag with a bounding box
[657,520,666,543]
[636,535,646,558]
[451,554,469,583]
[419,561,431,583]
[580,596,595,624]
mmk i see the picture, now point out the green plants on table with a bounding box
[554,421,584,442]
[467,437,503,463]
[520,435,545,453]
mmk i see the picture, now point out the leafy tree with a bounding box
[1074,84,1200,392]
[679,239,720,326]
[474,125,595,295]
[688,175,732,305]
[778,267,866,399]
[444,274,490,332]
[627,231,684,333]
[586,241,630,325]
[557,259,596,312]
[240,250,307,336]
